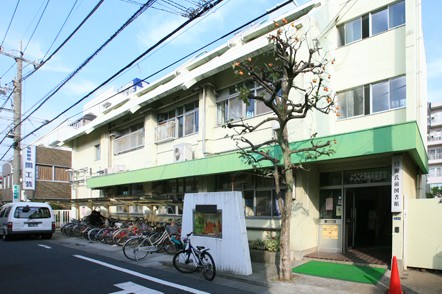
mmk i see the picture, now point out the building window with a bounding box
[338,86,365,119]
[429,167,442,178]
[338,76,405,119]
[372,76,406,113]
[95,144,101,161]
[338,0,405,46]
[36,165,69,182]
[217,81,272,125]
[429,148,442,161]
[156,100,199,143]
[216,172,283,218]
[371,7,389,36]
[389,1,406,28]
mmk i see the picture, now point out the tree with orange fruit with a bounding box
[227,18,338,281]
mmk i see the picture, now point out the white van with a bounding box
[0,202,56,241]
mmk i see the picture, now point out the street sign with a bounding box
[13,184,20,202]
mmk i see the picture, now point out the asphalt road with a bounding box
[0,235,265,294]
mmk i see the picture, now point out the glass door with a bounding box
[345,189,356,249]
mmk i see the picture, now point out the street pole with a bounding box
[0,42,40,202]
[12,43,23,201]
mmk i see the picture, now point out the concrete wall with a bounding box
[406,198,442,270]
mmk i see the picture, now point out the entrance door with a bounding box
[345,186,392,249]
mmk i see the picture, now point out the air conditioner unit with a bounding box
[173,143,193,162]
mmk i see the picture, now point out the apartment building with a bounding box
[57,0,428,269]
[427,101,442,188]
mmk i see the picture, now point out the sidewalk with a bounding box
[52,232,442,294]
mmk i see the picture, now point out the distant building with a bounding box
[1,146,72,207]
[427,101,442,189]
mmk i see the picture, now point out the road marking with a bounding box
[37,244,51,249]
[109,281,163,294]
[74,255,210,294]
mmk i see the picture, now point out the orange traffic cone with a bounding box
[387,256,404,294]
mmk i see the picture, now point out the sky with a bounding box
[0,0,439,163]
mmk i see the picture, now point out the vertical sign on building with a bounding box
[391,156,403,212]
[12,184,20,202]
[22,145,36,190]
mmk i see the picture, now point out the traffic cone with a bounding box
[387,256,404,294]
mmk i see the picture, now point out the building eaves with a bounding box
[59,1,319,145]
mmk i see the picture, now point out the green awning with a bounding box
[87,121,427,189]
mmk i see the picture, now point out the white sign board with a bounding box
[391,156,403,212]
[22,145,36,190]
[182,192,252,275]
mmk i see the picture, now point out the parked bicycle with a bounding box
[122,227,180,261]
[172,232,216,281]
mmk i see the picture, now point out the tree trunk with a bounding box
[278,129,295,281]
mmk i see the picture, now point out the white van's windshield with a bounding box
[14,206,51,219]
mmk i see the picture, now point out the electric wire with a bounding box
[1,0,157,149]
[14,0,225,150]
[18,0,295,153]
[0,0,21,48]
[21,0,105,82]
[1,0,290,160]
[23,0,51,54]
[41,0,79,61]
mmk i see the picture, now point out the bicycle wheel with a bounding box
[114,228,136,246]
[173,250,198,273]
[96,228,111,243]
[147,232,164,253]
[87,227,102,242]
[163,233,180,254]
[200,252,216,281]
[123,237,149,261]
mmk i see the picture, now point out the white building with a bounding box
[56,0,435,270]
[427,101,442,188]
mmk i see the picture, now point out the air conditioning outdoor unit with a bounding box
[173,143,193,162]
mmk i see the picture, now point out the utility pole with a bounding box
[0,43,40,202]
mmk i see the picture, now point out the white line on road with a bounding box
[37,244,51,249]
[74,255,210,294]
[109,281,163,294]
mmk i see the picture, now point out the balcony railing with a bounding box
[155,121,176,143]
[113,129,144,155]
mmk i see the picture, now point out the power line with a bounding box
[16,0,225,148]
[14,0,156,135]
[18,0,296,152]
[0,0,21,48]
[2,0,294,162]
[42,0,79,61]
[23,0,51,54]
[22,0,104,82]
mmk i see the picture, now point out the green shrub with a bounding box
[249,239,266,250]
[249,231,280,252]
[263,232,280,252]
[263,238,279,252]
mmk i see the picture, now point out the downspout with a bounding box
[202,85,207,157]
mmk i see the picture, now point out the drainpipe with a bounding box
[202,83,216,157]
[201,85,206,157]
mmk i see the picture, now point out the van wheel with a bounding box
[42,234,52,239]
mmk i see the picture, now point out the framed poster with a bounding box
[193,205,222,238]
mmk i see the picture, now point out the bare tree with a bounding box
[226,19,339,281]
